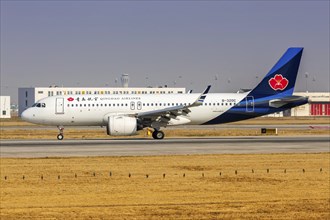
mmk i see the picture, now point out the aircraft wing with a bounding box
[136,85,211,128]
[137,105,190,118]
[269,96,308,108]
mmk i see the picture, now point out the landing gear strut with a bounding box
[57,126,64,140]
[152,129,165,140]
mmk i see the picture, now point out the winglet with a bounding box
[192,85,211,106]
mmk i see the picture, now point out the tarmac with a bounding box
[1,136,329,158]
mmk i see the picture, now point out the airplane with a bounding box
[21,47,308,140]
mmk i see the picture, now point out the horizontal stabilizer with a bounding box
[269,96,308,108]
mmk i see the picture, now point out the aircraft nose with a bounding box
[21,108,34,122]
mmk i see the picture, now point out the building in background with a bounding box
[0,96,11,118]
[18,86,186,115]
[121,74,129,88]
[285,92,330,117]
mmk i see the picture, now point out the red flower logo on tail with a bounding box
[268,74,289,91]
[67,97,74,102]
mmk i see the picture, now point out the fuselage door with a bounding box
[246,96,254,112]
[130,101,135,110]
[55,98,64,114]
[137,101,142,110]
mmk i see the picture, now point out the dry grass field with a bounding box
[1,153,329,219]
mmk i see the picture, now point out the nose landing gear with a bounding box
[57,126,64,140]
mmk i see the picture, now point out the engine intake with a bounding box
[106,115,137,136]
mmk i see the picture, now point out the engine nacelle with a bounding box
[106,115,137,136]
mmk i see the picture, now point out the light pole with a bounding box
[255,75,259,85]
[227,78,231,91]
[215,74,219,92]
[145,75,149,87]
[312,76,316,92]
[304,72,309,92]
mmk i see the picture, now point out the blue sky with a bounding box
[1,1,329,104]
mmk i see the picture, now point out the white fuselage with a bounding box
[21,93,247,126]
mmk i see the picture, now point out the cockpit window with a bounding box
[32,103,46,108]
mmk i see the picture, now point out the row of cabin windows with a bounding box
[204,102,236,106]
[66,102,236,108]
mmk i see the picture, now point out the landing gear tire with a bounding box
[57,134,64,140]
[152,130,165,140]
[57,126,64,140]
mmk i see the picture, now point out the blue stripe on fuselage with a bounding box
[203,95,308,125]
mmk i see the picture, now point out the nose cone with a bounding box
[21,108,33,122]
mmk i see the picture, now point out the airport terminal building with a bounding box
[286,92,330,117]
[18,87,186,115]
[0,96,11,118]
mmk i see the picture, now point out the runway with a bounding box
[1,136,329,158]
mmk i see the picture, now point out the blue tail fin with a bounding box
[248,47,303,99]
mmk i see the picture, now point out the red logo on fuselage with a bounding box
[67,97,74,102]
[268,74,289,91]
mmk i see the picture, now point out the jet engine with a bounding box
[106,115,137,136]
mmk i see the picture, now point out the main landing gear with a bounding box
[152,129,165,140]
[57,126,64,140]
